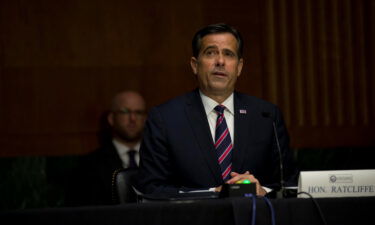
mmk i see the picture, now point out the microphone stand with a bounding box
[262,112,285,198]
[271,120,285,199]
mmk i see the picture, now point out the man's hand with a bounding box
[226,171,267,196]
[214,186,222,192]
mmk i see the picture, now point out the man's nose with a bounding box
[129,112,137,121]
[215,53,225,67]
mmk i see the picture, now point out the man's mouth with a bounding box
[212,71,227,77]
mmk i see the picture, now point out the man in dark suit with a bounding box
[66,91,146,205]
[137,24,297,196]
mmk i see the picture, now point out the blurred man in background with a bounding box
[67,90,146,205]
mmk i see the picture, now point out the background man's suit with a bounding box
[66,142,123,206]
[137,89,298,194]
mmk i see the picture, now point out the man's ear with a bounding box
[237,58,244,77]
[190,57,198,75]
[107,112,114,126]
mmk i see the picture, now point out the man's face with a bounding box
[108,93,146,143]
[190,33,243,97]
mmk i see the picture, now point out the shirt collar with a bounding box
[199,90,234,116]
[112,139,140,155]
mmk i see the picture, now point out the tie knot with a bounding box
[214,105,226,115]
[127,149,136,157]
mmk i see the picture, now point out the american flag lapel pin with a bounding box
[239,109,247,114]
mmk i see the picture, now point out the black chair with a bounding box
[111,168,139,204]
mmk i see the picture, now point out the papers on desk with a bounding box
[298,169,375,198]
[179,188,215,193]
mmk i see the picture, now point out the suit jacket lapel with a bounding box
[184,90,222,183]
[233,92,251,172]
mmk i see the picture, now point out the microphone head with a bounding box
[261,112,272,118]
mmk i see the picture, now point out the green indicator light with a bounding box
[242,179,251,184]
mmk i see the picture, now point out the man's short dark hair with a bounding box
[192,23,243,59]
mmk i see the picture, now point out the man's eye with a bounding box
[205,50,217,56]
[224,51,235,57]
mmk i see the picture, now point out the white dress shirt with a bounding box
[200,91,234,143]
[112,139,140,168]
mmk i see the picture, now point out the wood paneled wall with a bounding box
[0,0,374,156]
[260,0,374,147]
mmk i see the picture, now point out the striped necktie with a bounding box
[214,105,233,181]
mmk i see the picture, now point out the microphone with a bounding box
[262,112,285,198]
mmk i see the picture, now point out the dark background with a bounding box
[0,0,374,210]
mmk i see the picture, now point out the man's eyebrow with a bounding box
[223,48,236,54]
[202,45,218,52]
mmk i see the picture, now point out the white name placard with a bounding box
[298,169,375,198]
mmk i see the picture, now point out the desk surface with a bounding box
[2,197,374,225]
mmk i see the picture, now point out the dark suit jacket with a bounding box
[137,89,298,194]
[66,142,124,206]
